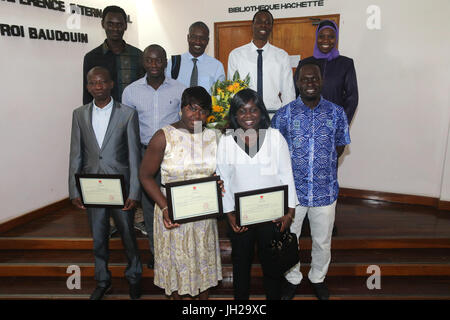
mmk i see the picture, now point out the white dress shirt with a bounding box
[216,127,298,213]
[92,98,114,148]
[166,52,225,94]
[227,41,296,111]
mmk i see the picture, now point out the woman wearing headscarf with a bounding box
[293,19,359,124]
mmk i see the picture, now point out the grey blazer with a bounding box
[68,100,141,201]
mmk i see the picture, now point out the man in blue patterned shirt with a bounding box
[271,61,350,300]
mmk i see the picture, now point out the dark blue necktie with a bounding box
[257,49,263,98]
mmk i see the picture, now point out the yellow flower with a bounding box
[227,84,235,92]
[207,115,216,123]
[212,105,222,113]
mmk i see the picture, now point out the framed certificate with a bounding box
[75,174,127,208]
[165,176,223,224]
[235,185,288,227]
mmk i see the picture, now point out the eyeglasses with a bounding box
[186,104,209,116]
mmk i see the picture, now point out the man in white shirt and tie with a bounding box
[227,10,295,112]
[166,21,225,94]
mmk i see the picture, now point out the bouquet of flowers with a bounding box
[206,71,250,130]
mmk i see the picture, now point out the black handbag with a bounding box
[265,224,300,278]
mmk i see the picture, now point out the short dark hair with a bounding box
[189,21,209,36]
[87,66,111,81]
[143,44,167,59]
[229,89,271,130]
[102,5,127,23]
[181,86,212,114]
[252,9,274,25]
[299,60,323,78]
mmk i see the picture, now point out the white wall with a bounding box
[0,0,140,224]
[440,122,450,202]
[139,0,450,199]
[1,0,449,224]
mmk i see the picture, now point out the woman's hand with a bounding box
[273,208,295,232]
[162,207,180,229]
[227,212,248,233]
[213,173,225,197]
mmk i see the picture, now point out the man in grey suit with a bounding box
[69,66,143,300]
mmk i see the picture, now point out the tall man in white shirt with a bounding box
[227,9,295,112]
[122,44,186,269]
[166,21,225,94]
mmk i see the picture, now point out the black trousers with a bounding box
[228,222,282,300]
[87,207,143,287]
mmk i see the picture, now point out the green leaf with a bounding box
[244,73,250,85]
[232,70,240,82]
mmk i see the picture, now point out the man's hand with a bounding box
[122,199,137,211]
[71,197,86,210]
[227,212,248,233]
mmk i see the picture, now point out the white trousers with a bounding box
[284,200,337,284]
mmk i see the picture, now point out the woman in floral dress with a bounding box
[139,86,222,299]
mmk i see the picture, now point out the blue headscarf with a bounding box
[313,20,340,61]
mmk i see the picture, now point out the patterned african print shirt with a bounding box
[271,96,350,207]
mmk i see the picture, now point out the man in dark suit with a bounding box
[69,67,142,300]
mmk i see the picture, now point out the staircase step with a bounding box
[0,276,449,300]
[1,248,449,265]
[1,236,449,250]
[1,261,449,277]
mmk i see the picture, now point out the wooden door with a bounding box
[214,14,340,77]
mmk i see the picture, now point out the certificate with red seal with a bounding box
[235,185,288,227]
[165,176,223,223]
[75,174,126,208]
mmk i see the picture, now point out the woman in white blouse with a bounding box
[216,88,298,300]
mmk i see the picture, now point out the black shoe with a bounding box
[109,226,118,238]
[129,282,142,300]
[281,279,298,300]
[311,281,329,300]
[147,256,154,269]
[90,283,111,300]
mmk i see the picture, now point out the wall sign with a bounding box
[0,23,88,42]
[0,0,134,43]
[228,0,325,13]
[1,0,133,22]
